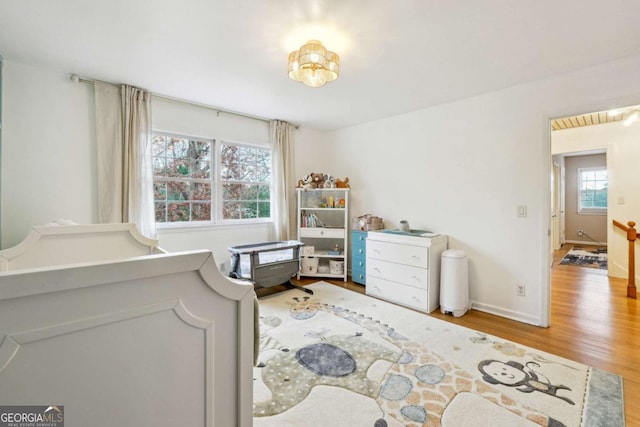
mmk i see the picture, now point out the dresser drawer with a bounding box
[352,256,366,270]
[352,231,367,259]
[352,231,368,246]
[300,227,345,238]
[367,239,429,268]
[353,245,366,258]
[351,254,366,285]
[352,267,366,284]
[366,277,435,313]
[366,259,428,290]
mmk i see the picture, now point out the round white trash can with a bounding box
[439,249,469,317]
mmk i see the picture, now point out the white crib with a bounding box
[0,223,254,426]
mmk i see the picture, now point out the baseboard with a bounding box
[470,300,543,327]
[565,239,606,246]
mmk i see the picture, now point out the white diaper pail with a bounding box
[439,249,469,317]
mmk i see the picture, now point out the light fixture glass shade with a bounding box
[288,40,339,87]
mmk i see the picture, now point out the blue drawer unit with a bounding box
[351,230,367,285]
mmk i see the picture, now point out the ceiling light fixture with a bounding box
[288,40,339,88]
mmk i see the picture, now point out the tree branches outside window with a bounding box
[152,133,271,225]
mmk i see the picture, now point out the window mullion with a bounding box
[214,140,222,224]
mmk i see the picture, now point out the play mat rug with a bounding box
[559,246,607,270]
[253,282,624,427]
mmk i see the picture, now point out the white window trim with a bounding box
[153,132,273,228]
[577,166,607,215]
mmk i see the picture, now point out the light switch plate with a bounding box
[517,205,527,217]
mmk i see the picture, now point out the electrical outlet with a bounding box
[577,229,584,237]
[516,284,526,296]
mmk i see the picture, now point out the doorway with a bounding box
[548,104,640,317]
[557,151,608,243]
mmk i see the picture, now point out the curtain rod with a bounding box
[70,73,300,129]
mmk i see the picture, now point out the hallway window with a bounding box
[578,167,607,213]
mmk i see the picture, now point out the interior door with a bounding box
[559,163,566,245]
[551,163,561,251]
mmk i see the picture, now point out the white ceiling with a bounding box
[1,0,640,131]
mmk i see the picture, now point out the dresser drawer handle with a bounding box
[411,275,420,282]
[411,255,421,261]
[359,236,365,241]
[358,249,364,254]
[373,248,381,254]
[373,267,381,273]
[359,261,364,267]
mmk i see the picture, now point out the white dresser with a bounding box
[366,230,447,313]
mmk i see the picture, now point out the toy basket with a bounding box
[301,256,320,274]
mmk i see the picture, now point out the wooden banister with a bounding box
[612,219,637,299]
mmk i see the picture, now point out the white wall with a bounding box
[294,127,327,177]
[0,61,280,269]
[151,96,273,265]
[1,61,97,247]
[4,53,640,325]
[563,153,607,244]
[553,121,640,280]
[152,96,270,147]
[551,130,608,154]
[299,53,640,325]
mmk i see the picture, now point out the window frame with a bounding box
[217,139,273,225]
[576,166,608,215]
[152,131,272,229]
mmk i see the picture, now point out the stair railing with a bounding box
[612,219,638,299]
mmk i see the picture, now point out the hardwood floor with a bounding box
[272,244,638,425]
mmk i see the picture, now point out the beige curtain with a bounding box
[95,82,155,238]
[270,120,296,240]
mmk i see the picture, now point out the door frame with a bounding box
[551,161,561,253]
[541,95,640,327]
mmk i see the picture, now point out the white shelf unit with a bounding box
[297,188,349,281]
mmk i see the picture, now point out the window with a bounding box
[577,167,607,214]
[152,133,271,225]
[220,142,271,220]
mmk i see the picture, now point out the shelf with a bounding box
[298,272,346,279]
[297,187,348,282]
[301,251,345,258]
[299,227,345,238]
